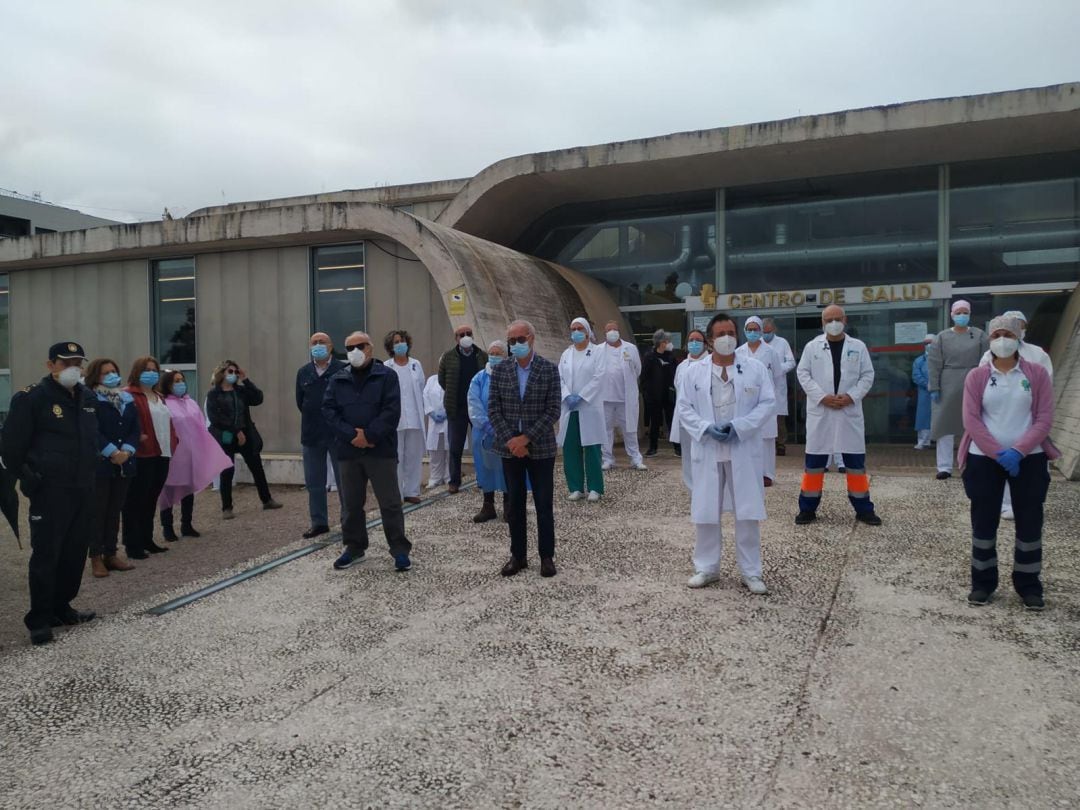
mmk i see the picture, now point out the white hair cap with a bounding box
[570,317,594,342]
[745,316,763,330]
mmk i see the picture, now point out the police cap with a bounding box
[48,341,87,361]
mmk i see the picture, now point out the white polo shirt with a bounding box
[969,364,1033,456]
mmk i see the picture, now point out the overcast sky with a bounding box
[2,0,1078,222]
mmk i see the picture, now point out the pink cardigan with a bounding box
[958,358,1060,468]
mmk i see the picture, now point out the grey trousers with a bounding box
[339,455,411,557]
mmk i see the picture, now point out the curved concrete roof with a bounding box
[438,83,1080,246]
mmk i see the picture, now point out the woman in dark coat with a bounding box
[205,360,281,518]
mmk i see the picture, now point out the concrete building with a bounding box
[1,82,1079,479]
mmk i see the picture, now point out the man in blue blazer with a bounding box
[296,331,347,538]
[488,319,562,578]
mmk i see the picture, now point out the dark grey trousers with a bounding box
[339,455,411,557]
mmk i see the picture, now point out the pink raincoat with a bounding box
[158,395,233,509]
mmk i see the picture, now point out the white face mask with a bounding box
[347,348,370,368]
[990,337,1019,359]
[605,330,620,344]
[712,335,737,356]
[57,366,82,388]
[458,335,474,350]
[824,320,845,337]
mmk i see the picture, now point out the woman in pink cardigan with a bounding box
[959,314,1059,610]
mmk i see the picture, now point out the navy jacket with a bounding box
[487,353,562,460]
[296,358,346,446]
[321,362,401,460]
[91,390,140,478]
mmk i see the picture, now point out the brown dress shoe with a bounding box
[540,557,557,578]
[473,503,497,523]
[403,496,422,505]
[763,477,773,488]
[500,557,528,577]
[448,484,460,494]
[90,556,109,578]
[104,555,135,572]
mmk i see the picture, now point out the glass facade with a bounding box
[312,243,366,357]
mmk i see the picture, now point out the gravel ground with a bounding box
[1,452,1079,808]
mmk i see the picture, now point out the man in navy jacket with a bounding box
[322,331,412,572]
[296,332,347,538]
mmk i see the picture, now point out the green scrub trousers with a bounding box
[563,411,604,495]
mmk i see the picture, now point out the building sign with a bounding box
[448,287,467,316]
[724,282,953,310]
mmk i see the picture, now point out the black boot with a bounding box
[160,509,179,542]
[473,492,497,523]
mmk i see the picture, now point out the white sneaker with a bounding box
[687,572,720,589]
[425,481,441,490]
[743,575,768,595]
[568,491,584,501]
[601,462,614,471]
[633,462,648,470]
[1001,507,1015,520]
[587,490,601,503]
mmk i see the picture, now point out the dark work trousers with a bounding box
[448,412,471,487]
[89,475,131,557]
[776,415,788,452]
[647,399,676,452]
[160,494,195,533]
[502,455,556,561]
[963,452,1049,596]
[25,483,95,631]
[122,456,170,555]
[339,455,411,557]
[219,442,273,510]
[799,452,875,515]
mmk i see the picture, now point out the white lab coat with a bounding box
[423,375,448,451]
[735,342,782,440]
[767,335,797,416]
[385,357,426,430]
[557,344,608,447]
[601,341,642,430]
[668,352,711,445]
[677,356,775,525]
[796,334,875,455]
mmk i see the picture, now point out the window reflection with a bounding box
[312,244,366,356]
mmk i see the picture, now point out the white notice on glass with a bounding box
[894,322,928,345]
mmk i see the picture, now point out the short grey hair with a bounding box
[507,319,535,337]
[488,339,507,353]
[762,317,776,328]
[652,329,668,346]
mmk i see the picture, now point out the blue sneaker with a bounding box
[333,549,364,570]
[394,554,412,572]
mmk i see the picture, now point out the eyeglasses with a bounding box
[345,343,370,352]
[456,330,473,338]
[507,336,530,345]
[225,369,239,375]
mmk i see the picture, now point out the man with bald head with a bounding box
[296,331,347,538]
[795,305,881,526]
[323,331,412,572]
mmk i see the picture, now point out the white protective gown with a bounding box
[670,352,711,489]
[423,375,449,451]
[600,340,642,431]
[767,335,797,416]
[796,333,875,456]
[557,344,608,447]
[734,342,782,440]
[677,355,775,525]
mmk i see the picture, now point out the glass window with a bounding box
[152,258,196,365]
[312,244,366,354]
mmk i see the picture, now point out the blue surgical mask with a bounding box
[103,372,122,388]
[173,383,188,397]
[139,370,160,387]
[310,344,329,360]
[953,313,970,327]
[488,355,504,367]
[225,373,238,385]
[687,340,704,356]
[763,332,775,343]
[393,342,409,356]
[510,342,531,359]
[745,329,762,343]
[570,331,586,345]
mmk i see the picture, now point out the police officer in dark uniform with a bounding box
[1,342,99,646]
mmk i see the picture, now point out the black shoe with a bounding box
[967,589,992,605]
[936,471,952,480]
[147,542,169,554]
[540,557,557,578]
[673,446,682,458]
[29,627,54,646]
[127,549,149,560]
[500,557,528,577]
[302,525,330,539]
[162,527,179,542]
[776,446,786,457]
[644,448,658,458]
[795,511,817,525]
[263,499,284,510]
[837,466,847,474]
[52,609,96,626]
[1021,593,1045,611]
[181,525,201,538]
[855,511,882,526]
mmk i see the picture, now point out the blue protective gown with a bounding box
[467,370,507,494]
[911,353,931,432]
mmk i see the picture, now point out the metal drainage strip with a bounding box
[146,481,478,616]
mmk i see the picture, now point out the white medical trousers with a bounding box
[602,401,643,466]
[396,428,425,498]
[936,434,955,473]
[692,461,762,578]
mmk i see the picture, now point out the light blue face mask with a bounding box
[173,383,188,397]
[510,341,531,359]
[310,344,329,360]
[745,329,762,343]
[393,342,409,356]
[953,313,970,327]
[570,330,587,345]
[225,373,238,385]
[139,370,160,387]
[488,355,504,367]
[762,332,775,343]
[687,340,705,356]
[103,372,122,388]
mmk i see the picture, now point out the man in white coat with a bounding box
[599,321,646,471]
[795,305,882,526]
[677,313,774,594]
[762,317,797,455]
[735,315,783,486]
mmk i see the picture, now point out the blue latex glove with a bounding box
[431,410,447,423]
[996,448,1023,477]
[705,423,733,442]
[930,391,941,404]
[565,394,583,410]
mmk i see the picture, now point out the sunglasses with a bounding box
[345,343,371,352]
[507,336,530,345]
[457,330,473,338]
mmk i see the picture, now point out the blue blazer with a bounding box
[92,390,140,478]
[487,353,562,460]
[321,363,401,460]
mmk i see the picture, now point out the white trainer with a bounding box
[568,491,584,501]
[587,491,601,503]
[633,462,648,471]
[1001,507,1015,520]
[687,572,720,589]
[601,462,614,471]
[743,575,768,595]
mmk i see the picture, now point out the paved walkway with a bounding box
[1,462,1078,808]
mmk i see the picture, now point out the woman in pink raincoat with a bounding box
[157,370,232,540]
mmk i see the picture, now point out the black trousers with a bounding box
[647,399,676,451]
[339,455,411,557]
[25,483,94,631]
[502,455,555,561]
[89,475,131,557]
[160,494,195,531]
[963,452,1050,596]
[447,411,470,486]
[122,456,170,555]
[219,442,272,510]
